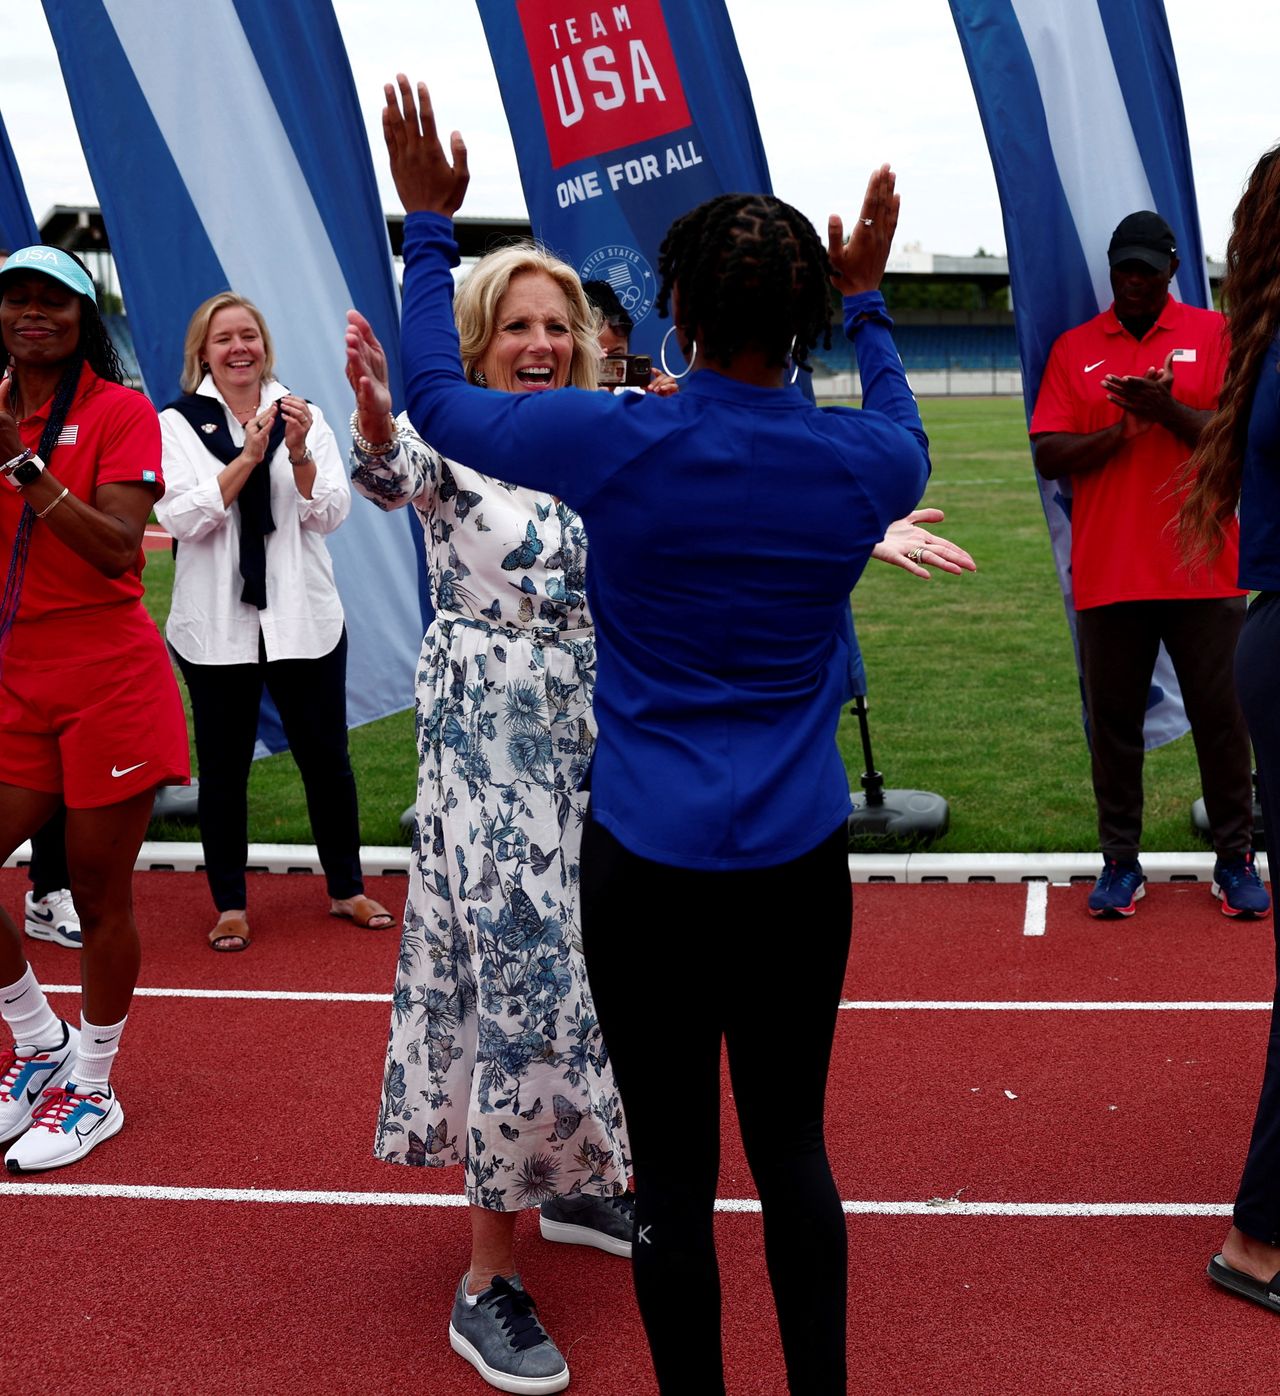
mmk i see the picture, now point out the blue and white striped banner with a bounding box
[41,0,424,745]
[0,110,39,251]
[950,0,1207,747]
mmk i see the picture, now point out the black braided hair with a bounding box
[63,251,126,387]
[655,193,834,373]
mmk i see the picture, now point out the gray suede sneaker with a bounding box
[448,1272,569,1394]
[539,1190,634,1258]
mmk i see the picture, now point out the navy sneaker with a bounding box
[540,1189,634,1258]
[448,1273,568,1394]
[1213,852,1272,919]
[1088,858,1145,917]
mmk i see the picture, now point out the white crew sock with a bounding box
[0,965,62,1049]
[73,1013,128,1093]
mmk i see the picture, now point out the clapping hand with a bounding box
[345,310,395,444]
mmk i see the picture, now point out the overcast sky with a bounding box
[3,1,1276,260]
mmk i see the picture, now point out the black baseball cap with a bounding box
[1108,211,1177,271]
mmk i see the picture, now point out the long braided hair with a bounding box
[0,255,127,650]
[655,193,834,373]
[1178,145,1280,564]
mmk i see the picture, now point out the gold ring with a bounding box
[907,546,926,562]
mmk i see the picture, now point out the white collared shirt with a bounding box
[156,375,351,664]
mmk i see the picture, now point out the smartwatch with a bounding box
[4,449,45,486]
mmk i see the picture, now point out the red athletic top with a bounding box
[3,363,163,625]
[1030,297,1242,610]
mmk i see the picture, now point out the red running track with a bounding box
[1,870,1277,1394]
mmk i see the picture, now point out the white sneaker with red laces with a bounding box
[0,1022,80,1144]
[4,1082,123,1173]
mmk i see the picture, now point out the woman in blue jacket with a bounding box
[377,76,932,1395]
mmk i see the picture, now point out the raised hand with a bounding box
[828,165,900,297]
[345,309,395,443]
[382,74,470,216]
[0,375,23,461]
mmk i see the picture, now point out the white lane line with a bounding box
[0,1182,1230,1217]
[43,986,391,1003]
[837,1000,1270,1011]
[1023,881,1048,936]
[42,987,1272,1012]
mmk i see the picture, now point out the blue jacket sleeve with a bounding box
[843,291,930,467]
[400,212,651,507]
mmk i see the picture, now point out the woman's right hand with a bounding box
[345,309,396,445]
[241,402,278,465]
[0,374,25,461]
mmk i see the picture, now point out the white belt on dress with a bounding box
[433,606,594,644]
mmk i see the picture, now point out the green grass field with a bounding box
[142,394,1211,852]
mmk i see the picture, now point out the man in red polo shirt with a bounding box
[1031,211,1269,919]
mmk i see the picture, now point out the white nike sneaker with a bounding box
[5,1081,124,1173]
[0,1022,81,1143]
[24,888,83,949]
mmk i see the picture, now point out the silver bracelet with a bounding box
[36,485,70,519]
[349,408,398,457]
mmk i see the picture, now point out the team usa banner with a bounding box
[41,0,424,746]
[0,112,39,252]
[475,0,774,362]
[949,0,1208,747]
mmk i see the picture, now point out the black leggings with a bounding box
[581,818,852,1395]
[1231,592,1280,1241]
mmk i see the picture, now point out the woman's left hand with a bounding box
[278,395,313,456]
[383,74,470,216]
[871,508,976,579]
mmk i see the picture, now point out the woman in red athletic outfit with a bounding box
[0,245,188,1173]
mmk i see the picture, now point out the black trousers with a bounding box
[581,818,852,1396]
[1231,592,1280,1241]
[29,805,69,898]
[174,629,364,911]
[1077,596,1253,860]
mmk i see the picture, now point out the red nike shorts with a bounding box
[0,603,190,809]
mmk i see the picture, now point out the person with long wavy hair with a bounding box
[0,246,188,1173]
[1179,143,1280,1316]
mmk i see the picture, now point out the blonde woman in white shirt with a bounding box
[156,292,392,951]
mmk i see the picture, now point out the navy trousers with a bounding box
[175,629,365,911]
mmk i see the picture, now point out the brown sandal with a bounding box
[209,917,250,952]
[329,895,395,930]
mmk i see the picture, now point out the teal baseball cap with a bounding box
[0,245,97,304]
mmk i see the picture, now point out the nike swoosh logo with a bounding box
[111,761,148,778]
[93,1036,121,1046]
[30,907,54,923]
[1084,360,1105,373]
[3,988,29,1004]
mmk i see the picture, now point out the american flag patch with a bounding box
[57,425,79,445]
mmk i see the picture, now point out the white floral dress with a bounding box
[353,418,628,1210]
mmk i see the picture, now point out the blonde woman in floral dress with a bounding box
[346,246,628,1394]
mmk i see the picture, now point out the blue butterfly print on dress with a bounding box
[502,521,544,571]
